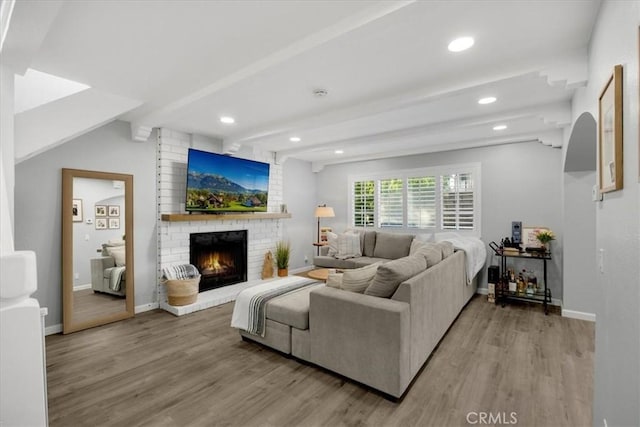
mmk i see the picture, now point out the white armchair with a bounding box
[90,241,126,297]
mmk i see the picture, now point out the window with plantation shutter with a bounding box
[353,180,375,227]
[349,164,479,234]
[407,176,436,228]
[378,178,403,227]
[441,173,474,230]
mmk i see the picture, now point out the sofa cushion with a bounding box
[326,272,343,288]
[266,283,324,330]
[413,242,443,267]
[313,256,358,269]
[336,232,362,259]
[106,245,126,266]
[363,231,377,257]
[372,232,414,259]
[352,257,388,268]
[364,254,427,298]
[341,262,381,293]
[326,232,338,256]
[435,241,454,259]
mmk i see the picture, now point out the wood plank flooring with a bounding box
[45,296,594,427]
[72,288,127,324]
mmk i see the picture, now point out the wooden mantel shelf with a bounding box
[161,212,292,222]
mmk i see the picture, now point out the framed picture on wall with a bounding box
[521,226,550,249]
[108,218,120,229]
[95,205,107,217]
[72,199,83,222]
[108,205,120,217]
[95,218,108,230]
[598,64,623,193]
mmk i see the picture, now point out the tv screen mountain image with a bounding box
[185,149,270,213]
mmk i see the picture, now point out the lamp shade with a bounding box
[315,206,335,218]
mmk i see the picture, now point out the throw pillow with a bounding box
[326,272,343,288]
[335,232,362,259]
[372,232,414,259]
[326,232,338,256]
[365,255,427,298]
[409,239,424,255]
[435,241,454,259]
[414,242,442,267]
[414,233,434,243]
[341,262,381,293]
[107,245,126,267]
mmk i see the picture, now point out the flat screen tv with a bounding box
[185,149,270,213]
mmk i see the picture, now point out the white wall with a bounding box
[282,158,317,270]
[569,1,640,426]
[1,64,15,237]
[316,141,564,299]
[14,120,158,327]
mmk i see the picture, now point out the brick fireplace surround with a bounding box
[156,129,285,315]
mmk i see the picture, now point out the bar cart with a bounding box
[489,242,553,315]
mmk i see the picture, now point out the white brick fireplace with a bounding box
[156,129,285,315]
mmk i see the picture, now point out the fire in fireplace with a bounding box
[190,230,247,292]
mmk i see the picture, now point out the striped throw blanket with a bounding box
[162,264,200,280]
[231,276,319,337]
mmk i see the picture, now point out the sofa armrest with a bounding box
[91,256,115,270]
[309,287,411,398]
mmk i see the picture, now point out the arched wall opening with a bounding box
[562,112,597,319]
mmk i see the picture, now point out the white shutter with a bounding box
[352,180,375,227]
[441,173,474,230]
[407,176,436,228]
[378,178,403,228]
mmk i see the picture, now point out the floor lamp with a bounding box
[315,205,335,255]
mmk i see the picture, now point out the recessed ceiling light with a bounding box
[313,89,328,97]
[334,150,344,154]
[289,137,301,142]
[219,116,235,124]
[493,124,507,131]
[448,36,474,52]
[478,96,497,105]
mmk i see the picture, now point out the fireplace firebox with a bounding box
[190,230,247,292]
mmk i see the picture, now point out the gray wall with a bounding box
[562,171,597,315]
[568,2,640,426]
[282,158,317,270]
[15,120,158,327]
[316,141,564,299]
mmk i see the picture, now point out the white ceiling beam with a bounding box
[0,0,64,75]
[310,130,562,172]
[15,89,142,163]
[129,0,415,134]
[226,53,584,148]
[277,101,571,159]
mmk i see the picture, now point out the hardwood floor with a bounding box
[45,296,594,427]
[72,288,126,324]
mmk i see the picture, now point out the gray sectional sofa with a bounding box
[239,231,478,399]
[313,230,415,269]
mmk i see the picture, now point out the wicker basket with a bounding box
[165,276,200,306]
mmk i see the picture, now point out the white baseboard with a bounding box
[136,302,159,313]
[475,287,562,307]
[73,283,92,291]
[562,309,596,322]
[45,324,62,336]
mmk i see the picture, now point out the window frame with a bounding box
[348,162,481,236]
